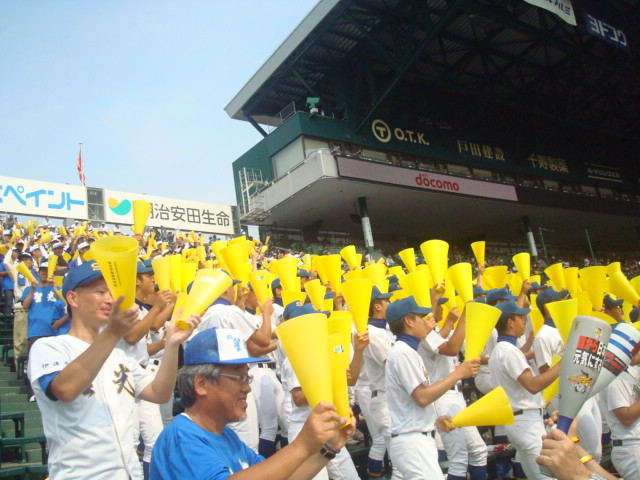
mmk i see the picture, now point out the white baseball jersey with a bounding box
[197,303,260,341]
[533,324,564,369]
[385,340,437,435]
[603,365,640,441]
[28,335,152,480]
[362,324,394,392]
[490,340,544,410]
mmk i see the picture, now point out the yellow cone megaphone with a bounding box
[320,255,343,295]
[47,255,58,279]
[341,278,373,334]
[210,240,229,270]
[343,270,363,281]
[485,266,508,289]
[546,298,578,344]
[579,266,607,310]
[249,270,272,304]
[542,355,562,406]
[273,257,300,292]
[564,267,580,294]
[361,263,387,291]
[169,254,183,293]
[512,252,530,281]
[152,256,172,292]
[470,241,485,267]
[304,279,327,311]
[447,263,473,304]
[17,262,36,283]
[606,262,621,276]
[340,245,360,271]
[573,290,593,315]
[176,269,233,329]
[276,313,333,410]
[398,248,416,273]
[131,200,152,235]
[90,236,139,310]
[464,302,501,361]
[181,262,197,292]
[220,243,250,285]
[401,270,432,308]
[609,271,640,305]
[545,263,566,291]
[328,332,351,419]
[312,255,328,284]
[420,239,448,286]
[282,290,307,307]
[530,308,544,335]
[450,386,514,427]
[507,274,523,299]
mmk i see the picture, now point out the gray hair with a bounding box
[178,364,222,408]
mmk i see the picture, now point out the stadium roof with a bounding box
[226,0,640,145]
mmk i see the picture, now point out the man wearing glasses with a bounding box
[151,327,356,480]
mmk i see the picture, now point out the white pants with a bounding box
[575,397,602,463]
[356,386,386,462]
[504,410,550,480]
[390,432,442,480]
[435,391,487,476]
[250,365,285,441]
[289,421,329,480]
[229,389,260,452]
[368,391,403,479]
[612,443,640,480]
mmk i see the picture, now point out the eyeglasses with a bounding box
[219,373,254,385]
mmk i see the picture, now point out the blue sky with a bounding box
[0,1,315,207]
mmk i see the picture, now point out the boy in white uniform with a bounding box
[489,300,561,480]
[385,296,479,480]
[602,353,640,480]
[27,260,199,480]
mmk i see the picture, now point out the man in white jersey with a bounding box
[117,260,175,479]
[602,350,640,480]
[385,296,479,480]
[489,300,561,480]
[27,260,199,480]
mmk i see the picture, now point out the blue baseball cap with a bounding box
[473,285,487,297]
[62,260,103,297]
[496,300,531,321]
[630,306,638,323]
[371,285,392,301]
[137,261,153,274]
[297,269,310,278]
[386,296,432,325]
[271,278,282,290]
[184,328,269,365]
[536,287,569,311]
[486,287,516,305]
[603,294,624,310]
[530,281,544,291]
[283,302,329,320]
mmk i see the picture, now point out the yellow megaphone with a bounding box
[447,263,473,304]
[530,308,544,335]
[546,298,578,344]
[341,278,373,334]
[328,332,351,420]
[450,386,514,427]
[485,266,508,289]
[176,269,233,329]
[400,270,432,308]
[512,252,530,281]
[420,239,449,286]
[340,245,360,271]
[398,248,416,273]
[470,241,485,267]
[170,291,188,323]
[220,243,250,285]
[542,355,562,406]
[320,254,343,295]
[131,200,152,235]
[17,262,36,283]
[169,254,183,293]
[304,279,326,311]
[507,274,523,299]
[572,290,593,315]
[579,266,607,310]
[273,257,300,292]
[609,271,640,305]
[47,255,58,279]
[464,302,501,361]
[152,256,172,292]
[564,267,580,294]
[210,240,229,270]
[181,262,197,292]
[388,266,405,280]
[312,255,328,285]
[343,270,363,281]
[276,313,333,410]
[606,262,621,276]
[249,270,272,304]
[282,290,307,307]
[545,263,565,291]
[90,236,139,309]
[361,263,387,291]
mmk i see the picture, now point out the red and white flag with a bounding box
[77,144,86,186]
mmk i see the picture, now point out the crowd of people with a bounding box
[0,214,639,480]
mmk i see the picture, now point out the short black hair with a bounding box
[388,312,416,336]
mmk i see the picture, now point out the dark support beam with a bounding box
[246,115,268,137]
[354,0,466,133]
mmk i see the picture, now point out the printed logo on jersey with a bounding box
[113,364,135,397]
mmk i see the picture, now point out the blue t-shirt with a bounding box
[53,300,69,335]
[151,414,264,480]
[0,262,14,290]
[21,285,61,338]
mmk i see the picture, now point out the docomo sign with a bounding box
[415,173,459,192]
[336,157,518,202]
